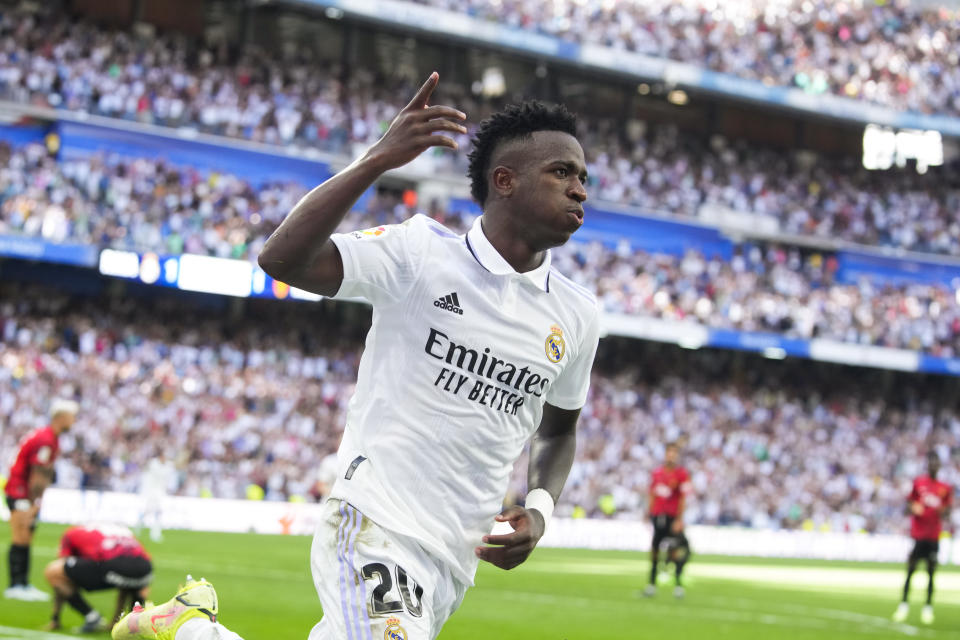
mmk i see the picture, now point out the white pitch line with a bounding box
[701,595,925,637]
[0,626,88,640]
[480,589,930,637]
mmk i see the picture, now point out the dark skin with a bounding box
[904,454,950,577]
[650,445,685,576]
[259,73,588,570]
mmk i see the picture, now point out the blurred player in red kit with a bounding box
[44,523,153,632]
[643,442,692,599]
[893,451,952,625]
[4,399,79,601]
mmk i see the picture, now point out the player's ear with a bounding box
[491,166,515,198]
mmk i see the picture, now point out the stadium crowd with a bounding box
[2,141,960,356]
[1,288,958,536]
[415,0,960,117]
[1,10,960,255]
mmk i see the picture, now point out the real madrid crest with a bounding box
[545,324,566,363]
[384,618,408,640]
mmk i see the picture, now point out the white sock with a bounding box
[175,618,244,640]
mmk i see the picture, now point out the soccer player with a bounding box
[643,442,692,599]
[115,72,599,640]
[44,523,153,632]
[893,451,952,625]
[138,449,178,542]
[5,398,79,601]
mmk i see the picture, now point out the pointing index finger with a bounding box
[406,72,439,110]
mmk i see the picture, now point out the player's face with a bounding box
[665,446,678,466]
[510,131,587,249]
[928,455,940,477]
[53,412,75,433]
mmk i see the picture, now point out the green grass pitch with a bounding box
[1,525,958,639]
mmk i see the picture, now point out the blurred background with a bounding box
[1,0,960,637]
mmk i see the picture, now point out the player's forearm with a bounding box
[28,467,54,500]
[527,431,576,502]
[258,154,386,281]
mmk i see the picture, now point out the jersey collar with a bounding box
[465,216,552,292]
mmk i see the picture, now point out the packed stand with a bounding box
[555,242,960,357]
[2,140,960,356]
[2,8,960,254]
[0,286,366,502]
[417,0,960,117]
[1,288,959,536]
[0,9,468,156]
[563,339,960,534]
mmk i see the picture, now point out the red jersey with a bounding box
[909,475,952,541]
[59,525,150,562]
[5,426,58,500]
[650,465,691,517]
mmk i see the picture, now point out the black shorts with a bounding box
[909,539,939,565]
[6,496,39,532]
[651,514,676,550]
[6,496,34,512]
[64,555,153,592]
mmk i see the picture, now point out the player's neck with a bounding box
[479,215,546,273]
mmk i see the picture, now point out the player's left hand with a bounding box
[475,505,545,570]
[671,518,684,534]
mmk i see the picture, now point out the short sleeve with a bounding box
[545,304,600,410]
[908,480,919,501]
[679,469,693,495]
[329,216,428,307]
[59,529,76,557]
[31,444,52,465]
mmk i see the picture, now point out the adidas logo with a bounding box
[434,292,464,315]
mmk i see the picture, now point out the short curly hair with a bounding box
[467,100,578,206]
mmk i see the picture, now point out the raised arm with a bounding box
[257,72,466,296]
[476,404,579,570]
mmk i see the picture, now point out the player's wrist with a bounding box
[525,488,555,533]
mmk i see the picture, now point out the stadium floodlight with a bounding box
[481,67,506,98]
[667,89,688,105]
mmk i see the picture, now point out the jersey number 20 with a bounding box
[361,562,424,617]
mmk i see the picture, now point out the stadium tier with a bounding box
[1,277,958,537]
[1,7,959,255]
[398,0,960,119]
[1,134,960,361]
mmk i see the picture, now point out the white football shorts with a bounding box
[308,499,468,640]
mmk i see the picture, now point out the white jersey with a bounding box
[328,214,599,585]
[140,458,177,496]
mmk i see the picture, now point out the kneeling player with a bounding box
[45,524,153,632]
